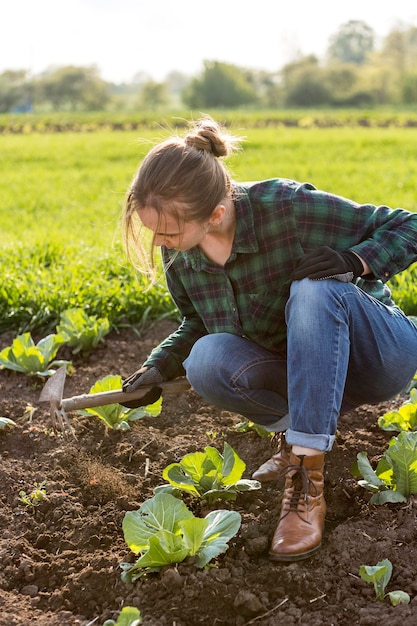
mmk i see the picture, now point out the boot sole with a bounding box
[268,543,321,562]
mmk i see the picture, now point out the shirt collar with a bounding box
[181,184,258,271]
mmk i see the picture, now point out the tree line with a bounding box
[1,20,417,113]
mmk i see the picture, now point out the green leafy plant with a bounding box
[103,606,142,626]
[0,417,17,429]
[77,374,162,430]
[354,431,417,504]
[155,442,261,505]
[378,388,417,432]
[57,307,110,355]
[359,559,410,605]
[120,492,241,580]
[19,481,47,507]
[0,332,70,376]
[234,419,273,438]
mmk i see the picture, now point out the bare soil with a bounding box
[0,321,416,626]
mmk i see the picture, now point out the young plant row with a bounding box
[353,379,417,504]
[10,417,258,580]
[120,441,261,581]
[3,109,417,136]
[2,357,260,579]
[0,308,111,376]
[80,368,417,576]
[120,418,407,609]
[4,374,413,617]
[4,373,260,584]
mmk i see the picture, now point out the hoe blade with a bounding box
[39,365,67,407]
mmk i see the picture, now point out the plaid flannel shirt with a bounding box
[144,178,417,378]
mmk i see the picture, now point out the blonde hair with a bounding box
[122,116,242,278]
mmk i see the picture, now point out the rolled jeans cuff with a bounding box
[285,429,336,452]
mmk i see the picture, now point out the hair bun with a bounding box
[184,117,238,158]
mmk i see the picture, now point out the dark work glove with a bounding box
[292,246,364,282]
[120,366,165,409]
[122,366,165,392]
[120,386,162,409]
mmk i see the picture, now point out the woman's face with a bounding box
[137,207,209,252]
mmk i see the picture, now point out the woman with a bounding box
[121,116,417,562]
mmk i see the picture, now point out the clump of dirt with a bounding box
[0,321,416,625]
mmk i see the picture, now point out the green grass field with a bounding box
[1,118,417,335]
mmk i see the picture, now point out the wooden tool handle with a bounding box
[61,377,190,411]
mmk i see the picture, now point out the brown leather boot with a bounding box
[251,433,291,482]
[269,451,326,562]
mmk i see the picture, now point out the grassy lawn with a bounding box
[1,122,416,333]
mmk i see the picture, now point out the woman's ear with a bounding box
[209,204,225,226]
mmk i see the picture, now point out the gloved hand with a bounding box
[120,366,165,409]
[122,366,166,392]
[292,246,364,282]
[120,386,163,409]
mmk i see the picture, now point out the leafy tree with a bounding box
[327,20,375,65]
[321,63,379,106]
[401,71,417,104]
[138,80,170,109]
[281,56,331,107]
[0,70,33,113]
[368,26,417,103]
[38,65,110,111]
[325,64,358,95]
[245,68,283,107]
[356,57,399,105]
[182,60,257,108]
[379,25,417,74]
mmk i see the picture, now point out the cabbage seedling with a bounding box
[156,442,261,505]
[77,374,162,430]
[19,481,47,507]
[57,307,110,355]
[378,388,417,432]
[0,332,70,377]
[0,417,16,429]
[120,492,241,580]
[235,419,273,438]
[103,606,142,626]
[354,431,417,504]
[359,559,410,605]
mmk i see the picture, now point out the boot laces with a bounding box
[270,431,285,452]
[280,458,319,522]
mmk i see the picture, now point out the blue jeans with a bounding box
[183,279,417,452]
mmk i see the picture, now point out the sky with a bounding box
[3,0,417,83]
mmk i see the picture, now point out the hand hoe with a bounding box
[39,365,190,434]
